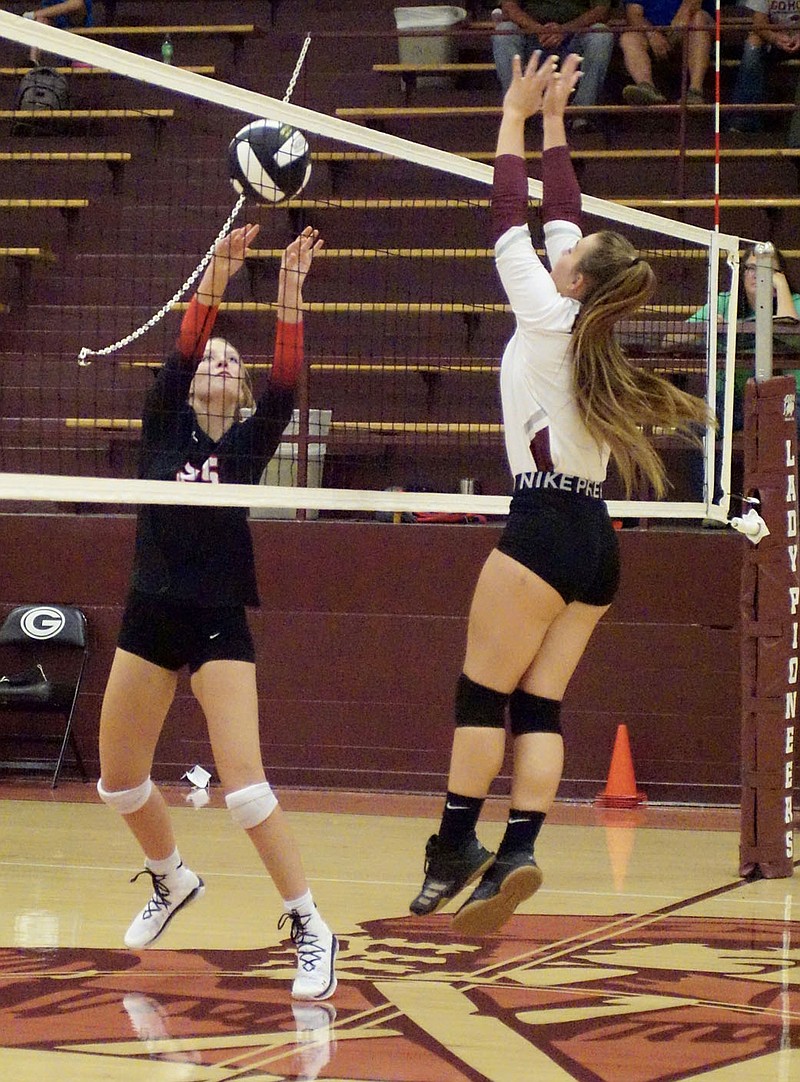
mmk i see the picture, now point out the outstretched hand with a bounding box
[213,223,260,280]
[503,51,559,121]
[541,53,582,119]
[278,226,324,314]
[280,225,325,282]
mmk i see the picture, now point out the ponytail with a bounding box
[572,231,713,497]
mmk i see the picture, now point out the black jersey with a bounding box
[131,351,294,606]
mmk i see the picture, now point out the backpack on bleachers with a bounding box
[15,66,70,113]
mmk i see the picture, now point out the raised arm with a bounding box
[540,53,583,229]
[177,223,260,360]
[271,226,324,388]
[492,52,557,244]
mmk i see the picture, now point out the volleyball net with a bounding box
[0,12,746,520]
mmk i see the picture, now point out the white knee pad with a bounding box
[225,782,278,829]
[97,776,153,815]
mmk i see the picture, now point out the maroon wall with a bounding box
[1,513,745,804]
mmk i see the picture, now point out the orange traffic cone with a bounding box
[596,724,646,808]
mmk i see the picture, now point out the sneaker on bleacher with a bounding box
[623,82,667,106]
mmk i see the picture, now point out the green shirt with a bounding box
[687,290,800,393]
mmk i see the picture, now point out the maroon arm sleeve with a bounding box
[176,295,219,360]
[492,154,530,244]
[270,320,304,389]
[541,145,582,228]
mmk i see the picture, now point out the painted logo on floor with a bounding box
[0,911,798,1080]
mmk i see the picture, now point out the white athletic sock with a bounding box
[145,849,182,877]
[283,888,314,917]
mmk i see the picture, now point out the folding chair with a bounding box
[0,604,90,787]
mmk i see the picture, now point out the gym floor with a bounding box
[0,783,797,1082]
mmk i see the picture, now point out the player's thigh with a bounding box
[191,659,264,789]
[464,549,566,691]
[99,647,178,784]
[518,600,610,700]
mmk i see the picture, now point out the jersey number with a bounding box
[176,455,219,484]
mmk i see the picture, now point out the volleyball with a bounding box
[228,119,311,204]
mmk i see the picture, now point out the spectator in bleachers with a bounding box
[683,244,800,512]
[24,0,93,65]
[728,0,800,133]
[492,1,614,129]
[620,0,713,105]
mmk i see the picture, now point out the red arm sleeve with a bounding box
[176,295,219,360]
[270,319,304,389]
[541,145,582,228]
[492,154,530,244]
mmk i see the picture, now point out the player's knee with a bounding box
[97,776,153,814]
[225,782,278,829]
[454,674,509,728]
[509,690,562,737]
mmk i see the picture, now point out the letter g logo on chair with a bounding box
[20,607,66,640]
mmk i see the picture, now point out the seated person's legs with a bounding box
[27,0,89,65]
[686,11,713,101]
[729,33,768,131]
[620,28,668,104]
[493,23,536,95]
[568,24,614,106]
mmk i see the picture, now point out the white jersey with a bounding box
[743,0,800,25]
[495,220,610,481]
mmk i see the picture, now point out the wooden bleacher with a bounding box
[73,24,257,62]
[1,108,173,120]
[2,108,173,145]
[0,150,132,189]
[277,196,800,214]
[373,58,800,102]
[336,103,796,122]
[0,245,56,302]
[313,148,800,164]
[0,245,55,262]
[0,198,88,210]
[73,22,255,37]
[0,66,215,77]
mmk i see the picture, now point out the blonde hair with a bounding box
[572,230,713,498]
[238,361,256,414]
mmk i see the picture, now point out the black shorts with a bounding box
[497,483,620,607]
[118,591,256,673]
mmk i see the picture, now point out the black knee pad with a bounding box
[454,673,509,728]
[509,689,562,737]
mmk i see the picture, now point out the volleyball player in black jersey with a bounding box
[410,53,711,935]
[96,224,338,1001]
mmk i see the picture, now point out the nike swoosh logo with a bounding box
[507,817,530,824]
[209,632,221,640]
[445,802,471,811]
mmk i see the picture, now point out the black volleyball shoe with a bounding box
[452,850,543,935]
[409,833,495,916]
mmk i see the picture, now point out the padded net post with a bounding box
[739,375,798,879]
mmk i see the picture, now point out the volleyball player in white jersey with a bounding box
[96,224,338,1001]
[410,52,711,935]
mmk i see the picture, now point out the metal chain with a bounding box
[77,197,245,366]
[77,33,313,366]
[283,33,311,102]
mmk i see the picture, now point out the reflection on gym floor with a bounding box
[0,786,797,1081]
